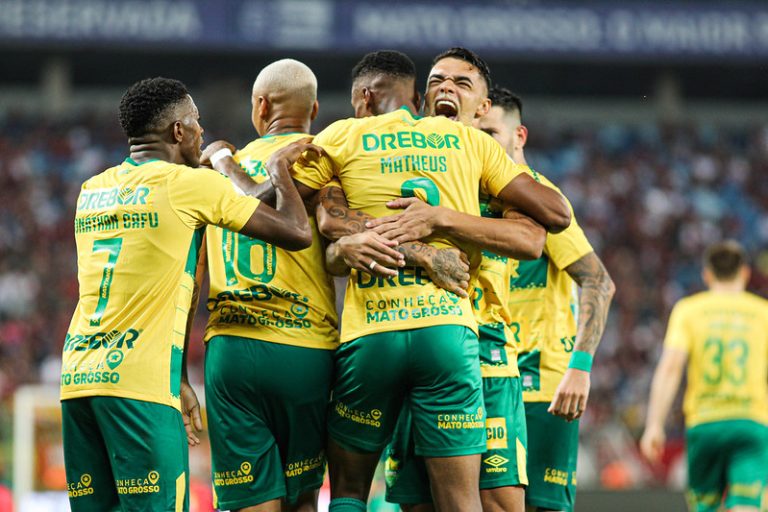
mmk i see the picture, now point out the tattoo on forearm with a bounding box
[397,242,433,266]
[431,249,464,283]
[318,186,371,236]
[399,244,468,293]
[566,252,615,356]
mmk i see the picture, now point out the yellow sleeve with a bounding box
[473,128,525,197]
[521,170,592,269]
[544,214,593,270]
[664,301,691,353]
[292,120,349,190]
[168,167,260,231]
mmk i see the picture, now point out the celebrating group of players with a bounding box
[59,45,767,512]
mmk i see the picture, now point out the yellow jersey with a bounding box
[293,107,525,342]
[472,197,519,378]
[62,158,260,410]
[664,290,768,427]
[204,133,339,349]
[510,171,593,402]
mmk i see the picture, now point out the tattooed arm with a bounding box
[567,252,615,356]
[549,251,615,421]
[315,186,371,238]
[364,196,546,259]
[317,186,470,297]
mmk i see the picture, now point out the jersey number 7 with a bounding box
[90,238,123,327]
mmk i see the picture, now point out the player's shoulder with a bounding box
[239,132,310,157]
[680,291,710,305]
[671,293,706,316]
[319,116,359,136]
[81,159,166,188]
[457,121,500,145]
[676,290,733,314]
[81,164,120,189]
[237,138,262,158]
[527,166,557,187]
[738,291,768,310]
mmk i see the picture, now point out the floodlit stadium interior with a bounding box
[1,1,767,511]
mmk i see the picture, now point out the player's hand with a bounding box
[200,140,236,168]
[548,368,590,421]
[640,424,665,464]
[366,197,443,243]
[422,247,470,298]
[180,380,204,446]
[265,137,326,179]
[335,232,405,277]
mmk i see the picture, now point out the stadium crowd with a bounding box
[0,108,766,491]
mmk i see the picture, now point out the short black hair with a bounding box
[351,50,416,82]
[489,86,523,120]
[704,240,747,280]
[432,47,492,91]
[118,77,190,138]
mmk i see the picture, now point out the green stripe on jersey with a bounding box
[510,257,548,290]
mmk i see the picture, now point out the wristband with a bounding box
[568,350,593,372]
[210,147,233,167]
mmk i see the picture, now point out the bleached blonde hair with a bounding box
[253,58,317,109]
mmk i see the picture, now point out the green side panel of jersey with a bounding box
[518,350,541,392]
[478,323,509,367]
[482,250,508,262]
[184,226,205,276]
[479,197,507,261]
[510,257,549,290]
[170,345,183,398]
[479,199,501,219]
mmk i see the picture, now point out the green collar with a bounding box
[398,105,422,119]
[125,157,159,166]
[260,131,306,140]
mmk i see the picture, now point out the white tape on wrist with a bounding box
[210,147,233,167]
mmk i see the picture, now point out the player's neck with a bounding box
[708,281,745,293]
[377,96,416,116]
[127,143,175,165]
[510,149,527,166]
[263,117,310,137]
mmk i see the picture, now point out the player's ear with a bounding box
[257,96,270,120]
[362,88,373,112]
[517,125,529,148]
[740,265,751,285]
[475,97,491,118]
[310,100,319,121]
[413,89,423,114]
[172,120,184,144]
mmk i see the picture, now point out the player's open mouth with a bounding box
[435,99,458,121]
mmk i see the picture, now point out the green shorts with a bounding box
[329,325,485,457]
[61,396,189,512]
[385,377,528,504]
[524,401,579,511]
[205,336,334,509]
[686,419,768,511]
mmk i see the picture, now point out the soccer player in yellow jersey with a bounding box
[370,48,591,512]
[641,241,768,512]
[195,59,342,512]
[473,86,615,512]
[292,50,571,512]
[61,77,311,512]
[370,48,528,512]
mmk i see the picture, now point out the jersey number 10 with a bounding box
[220,228,277,286]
